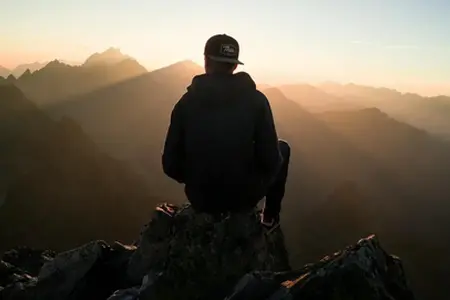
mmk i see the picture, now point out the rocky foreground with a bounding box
[0,203,415,300]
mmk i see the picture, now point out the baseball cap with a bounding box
[204,34,244,65]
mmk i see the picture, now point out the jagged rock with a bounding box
[0,247,54,292]
[225,235,415,300]
[0,203,416,300]
[127,203,291,300]
[1,241,135,300]
[0,259,34,288]
[2,247,55,276]
[0,247,54,295]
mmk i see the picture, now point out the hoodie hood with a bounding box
[187,72,256,97]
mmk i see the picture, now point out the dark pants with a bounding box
[261,140,291,217]
[186,140,291,216]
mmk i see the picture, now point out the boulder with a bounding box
[225,235,416,300]
[2,248,55,277]
[1,241,135,300]
[127,203,291,299]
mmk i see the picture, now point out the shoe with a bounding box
[260,212,280,230]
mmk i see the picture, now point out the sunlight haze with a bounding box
[3,2,450,299]
[2,0,450,96]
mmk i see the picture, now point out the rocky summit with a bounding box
[0,203,415,300]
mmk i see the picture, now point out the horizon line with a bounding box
[1,56,449,99]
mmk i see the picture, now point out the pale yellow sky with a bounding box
[2,0,450,96]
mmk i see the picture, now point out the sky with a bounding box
[1,0,450,96]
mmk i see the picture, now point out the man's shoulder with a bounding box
[254,89,268,99]
[252,89,270,107]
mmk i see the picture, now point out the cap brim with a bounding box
[207,55,244,65]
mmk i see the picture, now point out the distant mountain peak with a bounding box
[178,59,200,66]
[148,60,203,80]
[262,87,288,100]
[37,60,71,73]
[104,47,122,54]
[6,74,16,81]
[19,69,32,79]
[83,47,132,67]
[46,59,67,67]
[0,65,10,77]
[166,60,203,71]
[11,62,47,77]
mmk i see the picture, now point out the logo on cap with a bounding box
[220,44,237,57]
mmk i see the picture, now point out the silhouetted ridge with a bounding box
[317,106,431,137]
[278,84,363,113]
[6,74,16,82]
[83,47,132,67]
[43,59,69,69]
[17,69,31,81]
[149,60,203,81]
[11,51,147,104]
[262,87,288,100]
[0,86,158,254]
[11,62,47,77]
[316,82,450,140]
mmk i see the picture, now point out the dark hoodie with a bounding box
[162,72,282,213]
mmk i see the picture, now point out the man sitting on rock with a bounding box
[162,34,290,229]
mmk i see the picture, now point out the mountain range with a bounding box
[2,50,450,299]
[0,62,68,78]
[279,82,450,141]
[1,48,146,105]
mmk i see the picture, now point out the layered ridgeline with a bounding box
[279,82,450,141]
[0,203,416,300]
[4,48,146,105]
[0,84,162,253]
[41,61,450,299]
[1,62,49,78]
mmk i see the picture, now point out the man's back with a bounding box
[162,72,282,213]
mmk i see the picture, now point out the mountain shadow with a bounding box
[0,84,162,254]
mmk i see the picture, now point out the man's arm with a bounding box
[254,92,283,184]
[162,96,186,183]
